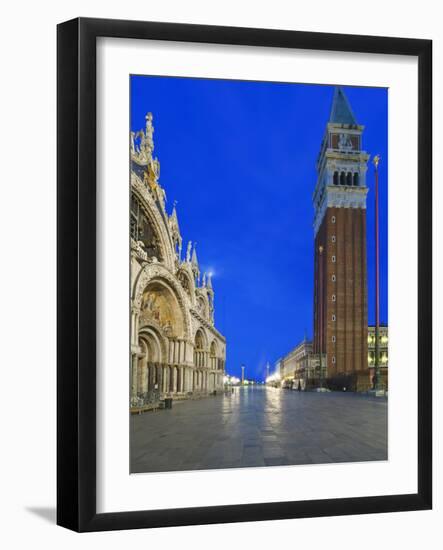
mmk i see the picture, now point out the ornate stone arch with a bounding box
[131,173,176,270]
[195,290,210,320]
[194,327,209,350]
[176,266,195,304]
[194,326,209,368]
[138,325,167,363]
[210,339,218,357]
[132,262,192,340]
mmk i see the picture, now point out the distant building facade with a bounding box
[130,113,226,411]
[279,324,388,391]
[313,87,372,391]
[368,324,389,390]
[278,340,318,390]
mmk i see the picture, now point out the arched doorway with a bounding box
[132,278,187,405]
[210,340,217,369]
[194,329,206,368]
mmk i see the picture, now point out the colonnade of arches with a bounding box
[131,325,225,406]
[332,170,359,187]
[193,330,225,371]
[131,359,223,398]
[130,273,225,408]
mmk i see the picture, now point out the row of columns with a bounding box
[195,352,225,370]
[169,338,188,364]
[131,357,224,400]
[130,308,140,347]
[194,350,209,367]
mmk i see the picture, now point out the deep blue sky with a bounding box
[131,76,388,381]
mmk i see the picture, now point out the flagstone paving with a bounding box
[130,386,387,473]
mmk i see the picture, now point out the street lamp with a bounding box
[373,154,382,392]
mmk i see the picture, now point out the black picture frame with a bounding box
[57,17,432,532]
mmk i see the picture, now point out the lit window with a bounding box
[332,255,336,263]
[332,294,336,302]
[332,274,336,282]
[332,235,336,243]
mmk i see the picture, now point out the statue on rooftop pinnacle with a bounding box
[186,241,192,262]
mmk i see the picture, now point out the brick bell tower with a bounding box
[313,87,370,391]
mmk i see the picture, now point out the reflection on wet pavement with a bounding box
[131,386,387,473]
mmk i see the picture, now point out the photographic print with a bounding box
[129,76,388,474]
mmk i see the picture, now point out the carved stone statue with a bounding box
[145,112,154,151]
[338,133,353,150]
[186,241,192,262]
[152,158,160,181]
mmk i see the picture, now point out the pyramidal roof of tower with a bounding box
[329,86,357,125]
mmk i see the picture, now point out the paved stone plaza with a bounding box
[130,387,387,473]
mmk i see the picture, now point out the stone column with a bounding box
[133,310,140,345]
[130,311,135,346]
[162,366,167,393]
[148,363,155,391]
[131,354,138,399]
[140,356,148,394]
[169,340,173,364]
[146,361,152,391]
[156,364,162,392]
[174,340,178,364]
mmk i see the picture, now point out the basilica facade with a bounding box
[130,113,226,411]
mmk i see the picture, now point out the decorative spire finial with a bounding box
[192,243,198,266]
[145,112,154,153]
[186,241,192,262]
[131,112,156,166]
[171,200,178,219]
